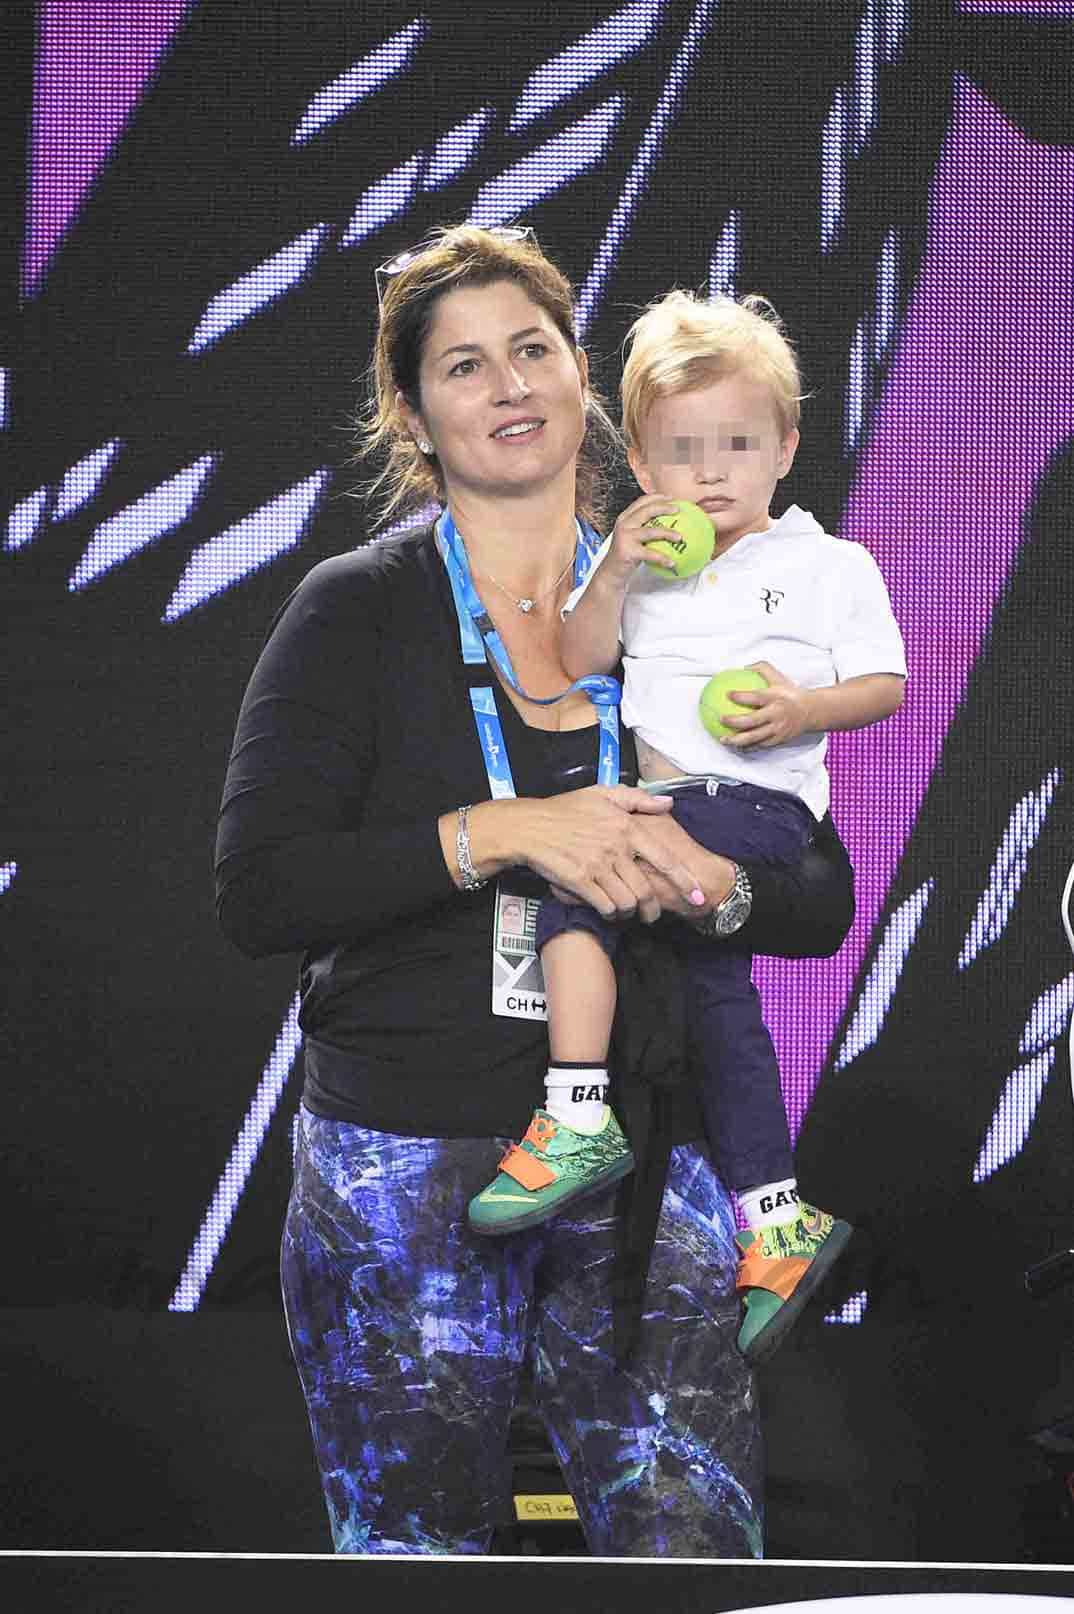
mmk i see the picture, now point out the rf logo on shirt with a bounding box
[760,588,785,613]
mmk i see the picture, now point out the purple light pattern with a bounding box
[755,75,1074,1140]
[25,0,194,296]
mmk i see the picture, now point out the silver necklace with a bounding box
[478,552,575,614]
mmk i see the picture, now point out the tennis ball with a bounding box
[699,667,769,741]
[642,500,715,580]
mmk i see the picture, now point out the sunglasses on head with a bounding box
[374,224,537,306]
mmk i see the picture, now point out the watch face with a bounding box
[713,894,749,936]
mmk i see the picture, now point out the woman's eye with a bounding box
[449,357,478,377]
[520,342,548,359]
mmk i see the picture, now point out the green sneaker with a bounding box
[468,1107,634,1236]
[735,1203,853,1365]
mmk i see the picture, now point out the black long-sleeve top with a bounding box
[215,522,854,1139]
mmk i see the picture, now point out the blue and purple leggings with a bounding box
[281,1108,763,1557]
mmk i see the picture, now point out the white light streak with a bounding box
[163,470,329,620]
[973,1048,1055,1183]
[291,19,428,145]
[1019,974,1074,1059]
[835,879,934,1069]
[169,994,303,1311]
[468,98,625,228]
[53,439,122,521]
[709,208,739,298]
[188,225,330,353]
[958,770,1062,969]
[826,1290,868,1325]
[423,109,493,189]
[341,156,421,248]
[508,0,665,131]
[821,84,845,253]
[5,486,50,551]
[845,315,867,454]
[69,455,217,590]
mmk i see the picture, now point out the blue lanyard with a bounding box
[435,510,621,798]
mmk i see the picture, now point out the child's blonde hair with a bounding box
[621,289,804,453]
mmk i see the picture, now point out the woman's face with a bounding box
[399,279,589,509]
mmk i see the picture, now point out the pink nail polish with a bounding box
[690,887,706,906]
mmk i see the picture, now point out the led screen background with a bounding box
[3,0,1073,1329]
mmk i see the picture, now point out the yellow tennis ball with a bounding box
[699,667,769,741]
[642,500,715,580]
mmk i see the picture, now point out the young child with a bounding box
[469,290,907,1363]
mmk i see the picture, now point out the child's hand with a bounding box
[717,661,818,749]
[604,493,683,586]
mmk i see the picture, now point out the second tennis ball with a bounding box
[699,667,769,741]
[642,500,715,579]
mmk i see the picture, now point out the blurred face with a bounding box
[630,372,798,554]
[398,279,589,508]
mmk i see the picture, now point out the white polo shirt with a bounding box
[565,505,907,819]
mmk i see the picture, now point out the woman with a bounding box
[215,225,854,1557]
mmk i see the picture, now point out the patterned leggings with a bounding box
[281,1108,763,1557]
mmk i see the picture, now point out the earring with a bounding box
[416,437,433,454]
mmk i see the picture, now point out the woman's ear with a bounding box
[396,388,432,453]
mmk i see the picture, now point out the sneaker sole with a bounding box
[740,1219,854,1366]
[468,1151,636,1237]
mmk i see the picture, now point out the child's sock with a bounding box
[544,1062,608,1132]
[738,1178,800,1230]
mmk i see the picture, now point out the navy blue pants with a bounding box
[537,780,814,1192]
[281,1109,762,1557]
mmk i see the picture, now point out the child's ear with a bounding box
[777,428,800,479]
[628,446,656,494]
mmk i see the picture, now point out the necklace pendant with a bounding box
[517,598,535,613]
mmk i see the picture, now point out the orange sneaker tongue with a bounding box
[497,1143,556,1191]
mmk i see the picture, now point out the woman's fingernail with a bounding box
[690,887,706,906]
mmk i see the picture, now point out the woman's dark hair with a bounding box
[359,224,621,529]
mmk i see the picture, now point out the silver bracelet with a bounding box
[456,804,488,892]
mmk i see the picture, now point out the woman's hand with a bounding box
[447,787,708,923]
[631,811,738,920]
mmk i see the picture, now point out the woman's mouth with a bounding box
[491,419,545,441]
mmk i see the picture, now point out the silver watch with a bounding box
[695,863,753,938]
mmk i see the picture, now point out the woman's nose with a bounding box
[494,365,530,404]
